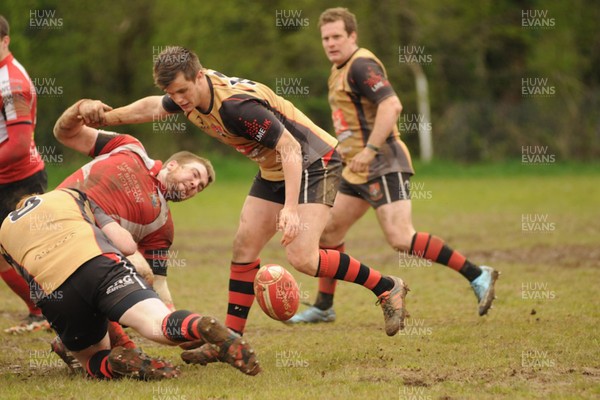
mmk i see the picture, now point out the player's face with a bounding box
[164,72,203,113]
[320,20,357,66]
[164,160,209,202]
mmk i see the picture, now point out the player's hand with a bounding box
[349,147,377,173]
[78,99,113,127]
[277,206,301,246]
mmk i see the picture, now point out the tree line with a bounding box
[5,0,599,163]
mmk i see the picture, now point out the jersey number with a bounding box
[9,196,43,222]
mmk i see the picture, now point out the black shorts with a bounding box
[338,171,413,209]
[249,152,342,206]
[0,169,47,221]
[38,254,159,352]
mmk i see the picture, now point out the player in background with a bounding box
[82,46,410,359]
[0,188,260,379]
[289,8,498,324]
[49,99,216,370]
[0,15,50,334]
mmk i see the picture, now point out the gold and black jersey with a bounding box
[0,189,117,297]
[162,69,338,182]
[328,48,414,184]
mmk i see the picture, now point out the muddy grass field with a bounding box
[0,163,598,399]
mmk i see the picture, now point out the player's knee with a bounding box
[232,233,254,261]
[320,226,337,247]
[387,229,414,252]
[286,251,316,276]
[320,222,345,247]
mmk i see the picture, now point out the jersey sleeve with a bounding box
[0,77,35,144]
[88,131,146,158]
[2,78,35,126]
[162,95,184,113]
[348,58,397,104]
[219,95,284,148]
[88,198,116,228]
[137,217,174,277]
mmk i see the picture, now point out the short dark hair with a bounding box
[153,46,202,89]
[319,7,358,35]
[0,15,9,38]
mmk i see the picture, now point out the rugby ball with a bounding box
[254,264,300,321]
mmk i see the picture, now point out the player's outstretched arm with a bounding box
[53,99,109,155]
[102,96,169,127]
[101,221,138,256]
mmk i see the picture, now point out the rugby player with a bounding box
[290,8,498,323]
[0,14,49,334]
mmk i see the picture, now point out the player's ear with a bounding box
[195,70,204,82]
[165,160,179,171]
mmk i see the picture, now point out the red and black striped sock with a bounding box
[225,260,260,334]
[86,349,114,379]
[314,244,344,310]
[410,232,482,281]
[161,310,204,342]
[316,249,393,297]
[0,268,42,315]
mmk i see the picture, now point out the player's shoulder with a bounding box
[94,130,147,156]
[349,48,384,69]
[1,55,33,93]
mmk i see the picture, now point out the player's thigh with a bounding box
[39,262,112,353]
[375,199,416,251]
[321,192,371,246]
[232,195,281,262]
[286,203,331,275]
[88,254,166,340]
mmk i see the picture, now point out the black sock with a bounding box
[371,276,394,297]
[314,292,334,310]
[460,261,482,282]
[86,349,113,379]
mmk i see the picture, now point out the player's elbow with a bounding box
[390,96,403,117]
[52,121,64,142]
[120,239,138,256]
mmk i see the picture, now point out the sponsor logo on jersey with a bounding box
[363,67,389,92]
[243,118,272,142]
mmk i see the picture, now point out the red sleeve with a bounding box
[88,132,146,158]
[0,123,34,166]
[1,76,35,127]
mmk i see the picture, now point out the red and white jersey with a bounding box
[0,53,44,184]
[58,132,173,268]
